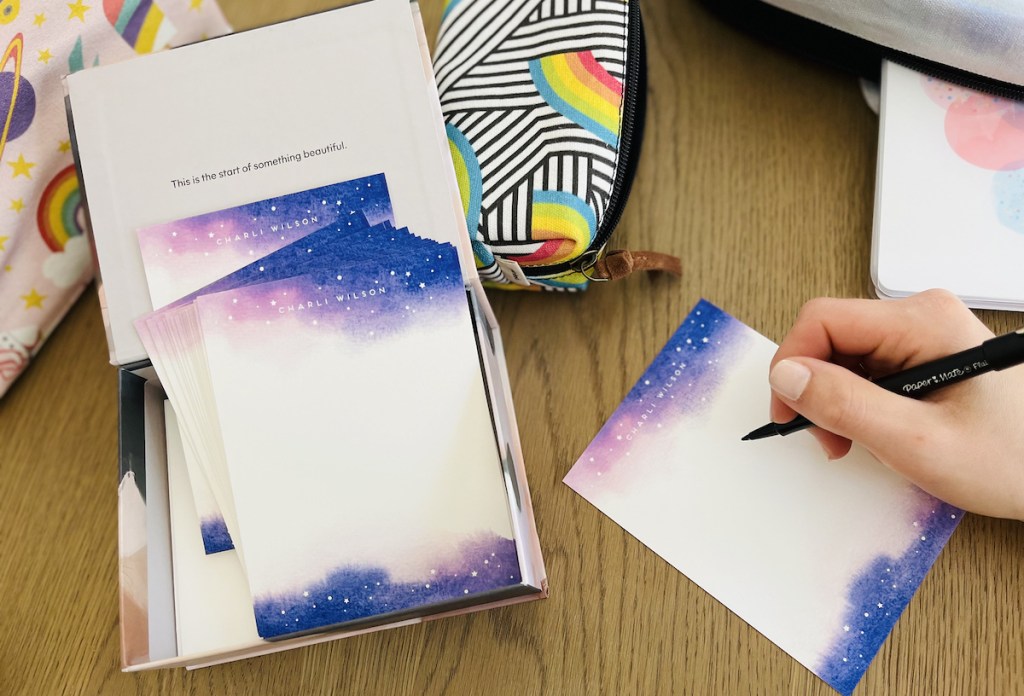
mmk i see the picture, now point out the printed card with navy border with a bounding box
[564,300,960,696]
[135,175,396,557]
[195,243,523,640]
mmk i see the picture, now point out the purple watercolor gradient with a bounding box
[815,490,961,696]
[566,299,753,486]
[137,175,392,306]
[253,533,522,640]
[194,243,468,354]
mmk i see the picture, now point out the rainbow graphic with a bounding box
[442,0,464,22]
[529,51,623,147]
[446,123,494,266]
[517,190,596,267]
[0,33,24,164]
[103,0,175,55]
[37,166,85,252]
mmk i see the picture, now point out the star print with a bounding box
[405,271,411,277]
[8,155,35,179]
[418,282,425,289]
[34,13,47,26]
[190,0,203,9]
[0,236,9,251]
[68,1,91,22]
[58,140,71,153]
[38,49,54,64]
[270,300,277,306]
[208,232,215,238]
[21,289,46,309]
[9,199,24,213]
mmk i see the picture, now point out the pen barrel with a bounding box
[980,329,1024,371]
[872,346,990,398]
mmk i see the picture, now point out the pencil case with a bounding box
[698,0,1024,98]
[434,0,681,290]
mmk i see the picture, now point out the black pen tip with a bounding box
[742,423,779,441]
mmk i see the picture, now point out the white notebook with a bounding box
[872,60,1024,310]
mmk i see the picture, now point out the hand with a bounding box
[768,289,1024,522]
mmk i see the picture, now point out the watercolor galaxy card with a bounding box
[137,219,438,549]
[195,242,528,640]
[873,60,1024,310]
[564,300,961,696]
[137,174,393,309]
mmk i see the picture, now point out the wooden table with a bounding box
[2,1,1021,694]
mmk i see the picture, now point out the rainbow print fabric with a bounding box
[0,0,231,399]
[103,0,176,55]
[436,0,636,290]
[529,51,623,148]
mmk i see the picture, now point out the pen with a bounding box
[742,327,1024,441]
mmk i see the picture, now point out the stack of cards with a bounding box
[137,175,531,649]
[64,0,545,667]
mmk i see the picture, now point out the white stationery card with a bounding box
[565,300,960,696]
[873,60,1024,309]
[195,243,522,639]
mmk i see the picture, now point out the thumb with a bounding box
[769,358,927,458]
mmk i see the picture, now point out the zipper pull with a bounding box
[584,249,682,282]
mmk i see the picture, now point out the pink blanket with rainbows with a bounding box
[0,0,231,396]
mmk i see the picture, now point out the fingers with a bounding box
[772,290,992,376]
[768,290,992,430]
[768,356,937,463]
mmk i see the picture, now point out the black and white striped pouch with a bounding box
[434,0,680,290]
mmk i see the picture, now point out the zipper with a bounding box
[524,0,646,279]
[886,50,1024,101]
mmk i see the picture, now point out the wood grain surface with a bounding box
[1,1,1022,694]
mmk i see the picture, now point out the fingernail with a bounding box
[770,360,811,401]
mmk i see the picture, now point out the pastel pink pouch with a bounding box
[0,0,231,395]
